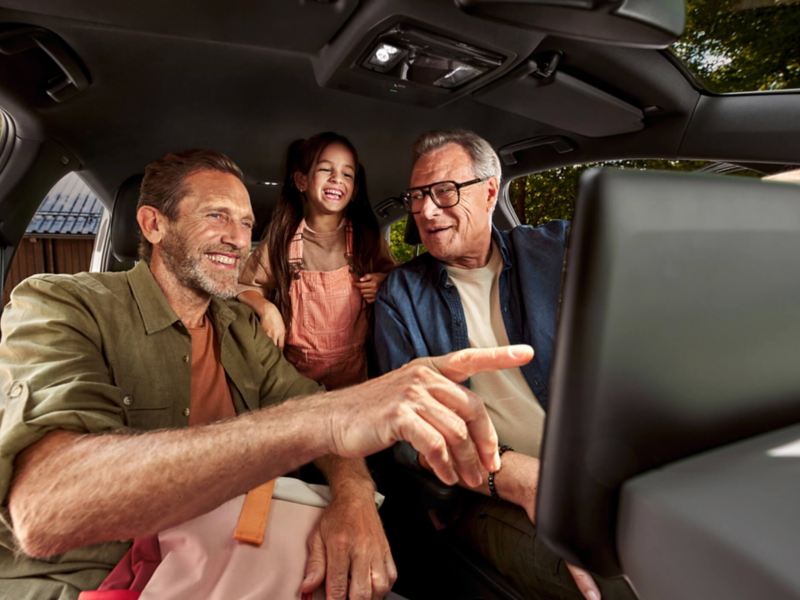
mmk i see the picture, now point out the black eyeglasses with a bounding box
[401,177,487,214]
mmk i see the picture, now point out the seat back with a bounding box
[538,168,800,575]
[110,174,143,263]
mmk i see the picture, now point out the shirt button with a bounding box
[183,408,191,417]
[8,382,24,398]
[122,396,133,406]
[183,355,190,363]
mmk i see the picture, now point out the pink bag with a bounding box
[139,488,326,599]
[82,478,388,600]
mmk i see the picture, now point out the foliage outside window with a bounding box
[672,0,800,93]
[389,217,421,263]
[508,160,760,226]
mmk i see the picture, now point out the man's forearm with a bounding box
[9,346,531,559]
[9,393,332,558]
[314,455,377,500]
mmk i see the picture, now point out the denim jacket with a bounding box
[373,220,569,409]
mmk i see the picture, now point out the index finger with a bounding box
[427,345,534,383]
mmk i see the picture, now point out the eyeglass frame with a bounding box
[401,177,488,214]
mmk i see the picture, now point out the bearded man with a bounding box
[0,149,526,600]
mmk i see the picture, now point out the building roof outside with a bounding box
[26,172,104,236]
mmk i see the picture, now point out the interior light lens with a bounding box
[367,43,405,72]
[375,43,399,63]
[360,26,502,89]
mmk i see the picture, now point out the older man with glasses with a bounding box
[373,129,636,600]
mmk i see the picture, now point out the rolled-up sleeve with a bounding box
[0,276,126,504]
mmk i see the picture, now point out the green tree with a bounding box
[389,217,420,263]
[514,160,714,226]
[673,0,800,92]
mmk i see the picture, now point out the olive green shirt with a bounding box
[0,261,322,599]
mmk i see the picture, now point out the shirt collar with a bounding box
[128,261,181,334]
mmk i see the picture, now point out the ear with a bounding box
[293,170,308,194]
[137,205,168,246]
[485,176,499,213]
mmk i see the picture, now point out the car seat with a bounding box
[109,173,143,265]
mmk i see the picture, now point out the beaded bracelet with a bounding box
[487,444,514,499]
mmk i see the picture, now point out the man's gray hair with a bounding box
[412,129,502,185]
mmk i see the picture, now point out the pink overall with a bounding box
[283,220,368,390]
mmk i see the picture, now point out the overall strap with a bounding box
[345,221,355,272]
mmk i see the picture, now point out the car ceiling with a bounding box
[0,0,799,234]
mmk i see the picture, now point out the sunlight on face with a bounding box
[159,170,254,299]
[410,143,494,269]
[299,142,357,219]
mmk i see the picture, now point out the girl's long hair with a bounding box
[264,132,382,332]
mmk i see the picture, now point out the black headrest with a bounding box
[110,174,143,263]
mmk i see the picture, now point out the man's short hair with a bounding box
[137,149,244,262]
[412,129,502,185]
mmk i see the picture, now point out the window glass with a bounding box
[508,160,761,226]
[389,217,422,263]
[671,0,800,93]
[2,172,103,305]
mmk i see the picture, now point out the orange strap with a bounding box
[234,480,276,546]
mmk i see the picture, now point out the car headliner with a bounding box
[0,0,798,243]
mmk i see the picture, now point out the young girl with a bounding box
[238,132,394,389]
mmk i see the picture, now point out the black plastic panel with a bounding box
[475,62,643,137]
[538,168,800,575]
[619,424,800,600]
[681,93,800,164]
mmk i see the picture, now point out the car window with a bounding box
[388,217,422,263]
[2,172,104,305]
[508,159,762,226]
[671,0,800,93]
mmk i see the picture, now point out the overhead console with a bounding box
[314,3,530,109]
[316,0,685,137]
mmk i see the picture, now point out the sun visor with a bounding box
[474,59,643,137]
[456,0,685,49]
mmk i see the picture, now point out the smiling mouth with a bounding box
[323,188,344,201]
[206,253,239,268]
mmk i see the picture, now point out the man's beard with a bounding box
[159,229,243,299]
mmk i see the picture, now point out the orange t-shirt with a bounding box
[187,316,236,425]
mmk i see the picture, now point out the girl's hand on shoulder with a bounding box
[354,272,388,304]
[259,301,287,349]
